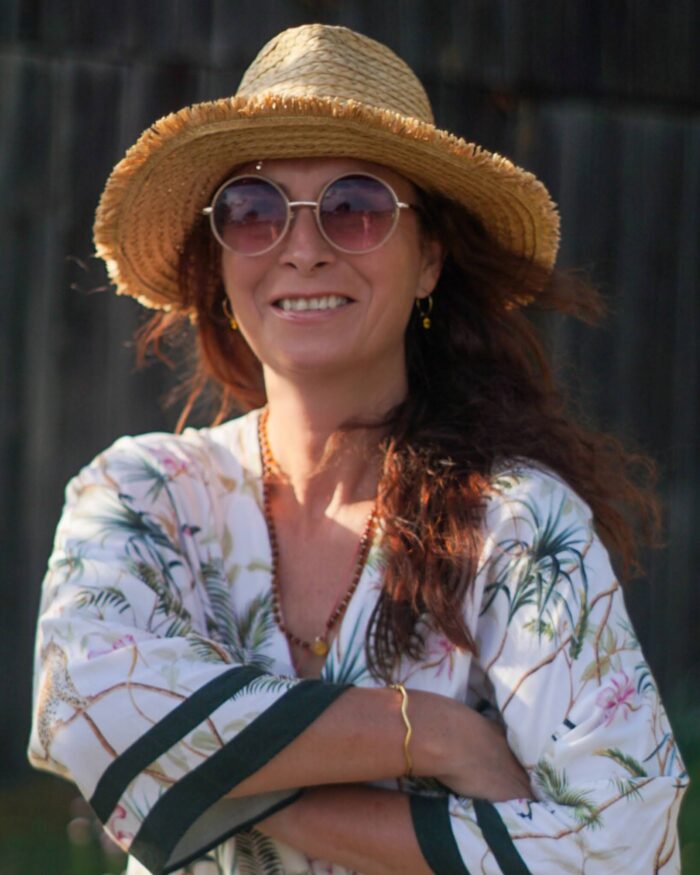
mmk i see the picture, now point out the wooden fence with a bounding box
[1,0,698,780]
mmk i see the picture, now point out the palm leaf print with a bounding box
[76,585,131,616]
[228,593,276,670]
[200,558,237,645]
[635,660,657,695]
[128,559,192,636]
[93,491,176,554]
[229,674,297,703]
[117,455,176,503]
[534,759,601,827]
[51,550,87,579]
[87,489,195,636]
[481,492,589,639]
[323,609,373,685]
[569,591,589,659]
[186,634,232,664]
[610,777,644,802]
[235,829,285,875]
[597,747,647,778]
[491,470,524,492]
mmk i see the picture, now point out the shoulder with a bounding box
[473,462,617,656]
[66,409,263,506]
[482,462,594,539]
[476,462,600,589]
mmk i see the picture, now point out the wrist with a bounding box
[405,690,464,779]
[388,683,414,778]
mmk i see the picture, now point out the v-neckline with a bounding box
[248,407,378,680]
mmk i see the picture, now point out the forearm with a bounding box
[229,685,446,798]
[258,784,433,875]
[229,684,530,801]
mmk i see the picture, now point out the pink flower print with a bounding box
[596,671,638,726]
[158,454,188,479]
[106,803,133,846]
[87,634,136,660]
[428,637,456,679]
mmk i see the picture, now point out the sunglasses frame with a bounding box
[202,171,416,256]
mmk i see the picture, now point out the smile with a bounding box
[274,295,352,312]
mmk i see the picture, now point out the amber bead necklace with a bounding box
[258,408,377,658]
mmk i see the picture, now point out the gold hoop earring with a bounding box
[415,295,433,330]
[222,298,238,331]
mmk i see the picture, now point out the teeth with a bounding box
[277,295,350,312]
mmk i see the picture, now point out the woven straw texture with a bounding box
[94,23,560,311]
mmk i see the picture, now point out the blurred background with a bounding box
[1,1,698,872]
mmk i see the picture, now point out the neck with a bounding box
[262,365,406,514]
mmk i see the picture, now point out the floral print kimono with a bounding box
[29,409,687,874]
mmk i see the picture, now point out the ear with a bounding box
[416,236,445,298]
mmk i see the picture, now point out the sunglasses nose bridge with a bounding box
[284,199,329,245]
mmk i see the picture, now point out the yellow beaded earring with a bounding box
[222,298,238,331]
[415,295,433,330]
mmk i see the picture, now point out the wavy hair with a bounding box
[137,191,661,680]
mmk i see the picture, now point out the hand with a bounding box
[433,701,533,801]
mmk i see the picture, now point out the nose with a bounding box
[277,204,336,272]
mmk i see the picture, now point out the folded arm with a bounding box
[28,435,526,875]
[260,470,688,874]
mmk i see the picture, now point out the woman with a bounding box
[29,23,686,875]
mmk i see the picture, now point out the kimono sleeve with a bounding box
[27,435,349,875]
[410,469,688,874]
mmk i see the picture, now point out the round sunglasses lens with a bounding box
[213,178,287,254]
[320,175,396,251]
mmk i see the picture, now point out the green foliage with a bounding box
[0,776,125,875]
[523,618,554,640]
[323,610,373,684]
[200,557,238,645]
[596,747,647,778]
[533,758,602,828]
[227,592,276,670]
[127,558,193,636]
[481,492,589,638]
[669,696,700,875]
[75,585,131,615]
[569,590,589,659]
[186,634,231,663]
[117,455,174,503]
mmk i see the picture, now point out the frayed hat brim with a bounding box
[94,93,560,311]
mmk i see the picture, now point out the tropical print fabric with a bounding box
[29,409,687,874]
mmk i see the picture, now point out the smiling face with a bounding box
[220,157,443,399]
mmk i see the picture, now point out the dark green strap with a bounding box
[410,794,471,874]
[473,799,532,874]
[130,679,350,873]
[90,664,263,821]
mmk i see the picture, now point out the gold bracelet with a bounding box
[389,682,413,778]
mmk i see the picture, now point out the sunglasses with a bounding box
[203,172,416,256]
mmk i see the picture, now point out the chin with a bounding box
[276,353,354,377]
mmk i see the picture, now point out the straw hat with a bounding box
[94,23,560,311]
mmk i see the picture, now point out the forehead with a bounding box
[234,156,416,197]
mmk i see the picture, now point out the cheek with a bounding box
[363,267,419,341]
[221,256,259,311]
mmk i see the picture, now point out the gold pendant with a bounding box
[311,637,329,657]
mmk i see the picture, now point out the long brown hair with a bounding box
[137,192,661,680]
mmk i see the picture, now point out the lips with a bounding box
[274,294,351,312]
[270,292,355,313]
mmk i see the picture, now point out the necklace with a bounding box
[258,408,377,658]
